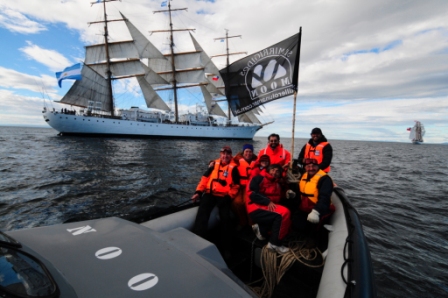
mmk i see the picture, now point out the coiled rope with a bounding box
[249,237,325,298]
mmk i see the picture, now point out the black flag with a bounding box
[220,31,301,116]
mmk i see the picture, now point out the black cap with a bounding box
[304,158,318,165]
[220,146,232,153]
[311,128,322,135]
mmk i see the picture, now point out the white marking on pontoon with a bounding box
[66,225,96,235]
[128,273,159,291]
[95,247,122,260]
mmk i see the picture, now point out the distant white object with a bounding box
[408,121,425,144]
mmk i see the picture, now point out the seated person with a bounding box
[290,158,335,243]
[246,164,291,254]
[231,144,257,228]
[191,146,240,257]
[249,154,270,178]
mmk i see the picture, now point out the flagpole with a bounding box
[290,91,298,169]
[290,27,302,170]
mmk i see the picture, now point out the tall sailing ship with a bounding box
[407,121,425,144]
[42,0,267,139]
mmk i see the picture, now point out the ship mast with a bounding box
[153,2,194,123]
[212,30,247,122]
[90,0,122,117]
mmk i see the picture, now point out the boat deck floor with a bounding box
[204,223,328,298]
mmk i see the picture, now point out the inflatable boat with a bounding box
[1,187,376,297]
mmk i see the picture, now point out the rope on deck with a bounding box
[249,237,325,298]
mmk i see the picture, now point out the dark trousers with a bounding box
[249,209,285,246]
[193,193,232,250]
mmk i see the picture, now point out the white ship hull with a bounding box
[43,110,260,139]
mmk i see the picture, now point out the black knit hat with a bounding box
[311,128,322,135]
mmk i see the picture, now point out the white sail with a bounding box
[149,52,202,73]
[85,41,139,65]
[239,110,262,124]
[137,76,170,111]
[200,86,227,117]
[120,13,167,60]
[89,59,146,78]
[189,33,225,95]
[409,121,425,143]
[58,65,112,112]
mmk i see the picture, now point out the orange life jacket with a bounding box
[196,159,238,197]
[237,158,252,186]
[258,144,290,166]
[304,142,330,172]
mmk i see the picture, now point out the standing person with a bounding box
[291,158,335,242]
[191,146,240,256]
[298,128,333,173]
[232,144,257,228]
[246,164,291,254]
[258,133,291,168]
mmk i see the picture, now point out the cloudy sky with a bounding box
[0,0,447,143]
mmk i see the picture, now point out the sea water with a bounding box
[0,126,447,297]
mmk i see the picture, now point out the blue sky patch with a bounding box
[342,40,402,60]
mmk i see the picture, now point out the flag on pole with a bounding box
[55,63,82,88]
[219,32,301,116]
[161,1,167,7]
[212,75,219,81]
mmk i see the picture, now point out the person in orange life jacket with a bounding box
[231,144,257,227]
[298,128,333,173]
[192,146,240,252]
[257,133,291,169]
[249,154,270,179]
[290,158,335,239]
[246,164,291,254]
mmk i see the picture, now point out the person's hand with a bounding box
[192,193,200,202]
[208,160,215,168]
[268,202,276,211]
[307,209,320,223]
[286,190,296,199]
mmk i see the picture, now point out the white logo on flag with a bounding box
[245,54,293,101]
